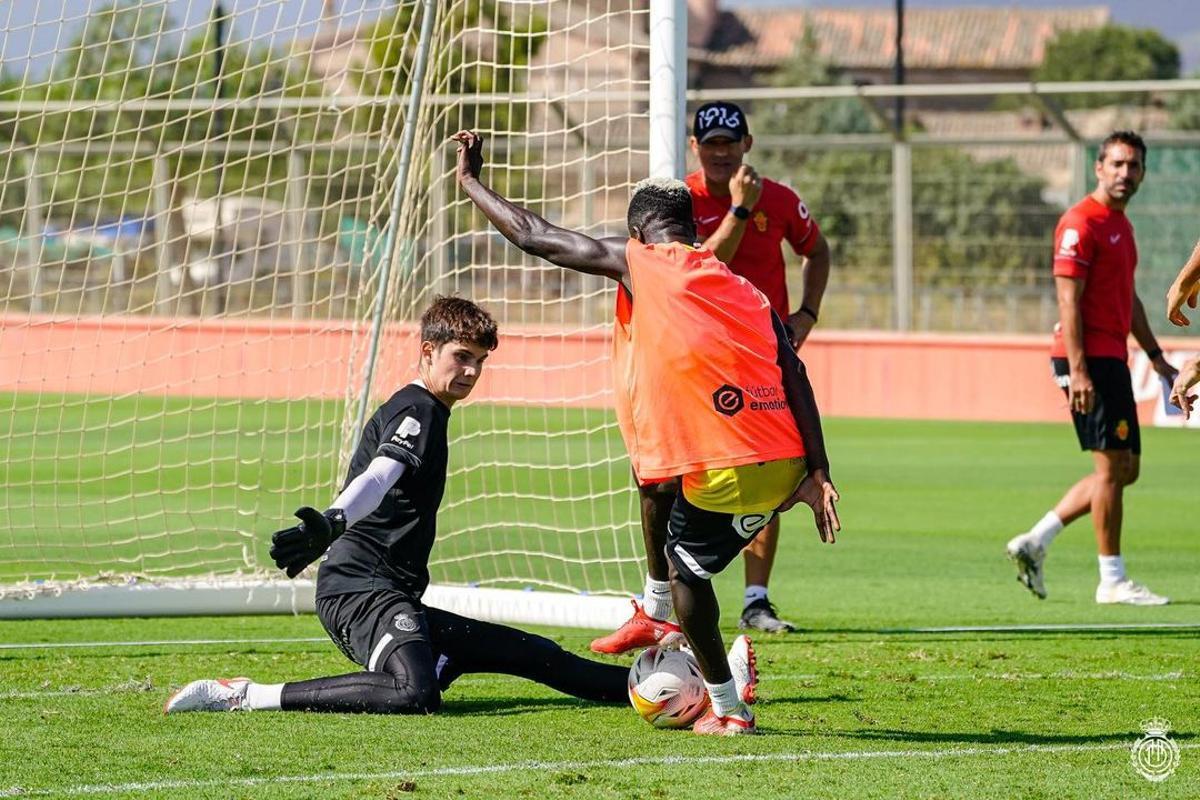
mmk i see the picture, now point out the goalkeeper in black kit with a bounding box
[166,296,628,714]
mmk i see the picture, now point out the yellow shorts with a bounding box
[681,457,806,515]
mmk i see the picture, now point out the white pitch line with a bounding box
[0,637,329,651]
[3,621,1198,652]
[880,622,1200,633]
[771,671,1189,682]
[3,670,1190,702]
[9,742,1197,797]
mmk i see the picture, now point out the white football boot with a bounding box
[1095,579,1169,606]
[164,677,251,714]
[727,634,758,705]
[1006,533,1047,599]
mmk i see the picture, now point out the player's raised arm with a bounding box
[452,130,628,282]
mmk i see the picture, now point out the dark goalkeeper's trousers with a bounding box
[281,596,628,714]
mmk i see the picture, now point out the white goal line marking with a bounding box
[3,669,1186,702]
[0,637,329,651]
[11,742,1198,797]
[3,620,1198,651]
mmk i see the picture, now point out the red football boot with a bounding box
[590,600,683,654]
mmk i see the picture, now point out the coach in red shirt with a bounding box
[692,101,831,632]
[1007,131,1176,607]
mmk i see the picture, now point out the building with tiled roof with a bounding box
[691,4,1112,105]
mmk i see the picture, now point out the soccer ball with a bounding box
[627,646,709,728]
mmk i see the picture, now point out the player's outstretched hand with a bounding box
[1167,278,1199,326]
[269,507,346,579]
[777,469,840,543]
[1169,356,1200,419]
[452,130,484,183]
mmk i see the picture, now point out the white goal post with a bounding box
[0,0,687,626]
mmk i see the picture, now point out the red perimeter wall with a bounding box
[2,314,1196,426]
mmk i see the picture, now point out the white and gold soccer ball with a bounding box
[627,646,709,728]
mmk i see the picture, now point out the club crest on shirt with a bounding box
[393,613,419,633]
[753,210,768,233]
[1116,420,1130,441]
[391,416,421,447]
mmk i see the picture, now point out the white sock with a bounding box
[1029,511,1064,549]
[743,584,768,608]
[642,575,672,621]
[1098,555,1126,585]
[705,678,740,718]
[243,682,283,711]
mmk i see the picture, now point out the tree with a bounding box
[1034,24,1180,109]
[752,32,1057,289]
[1167,71,1200,130]
[365,0,547,135]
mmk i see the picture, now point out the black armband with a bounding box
[1146,347,1163,362]
[730,205,750,221]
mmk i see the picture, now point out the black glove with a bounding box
[269,507,346,579]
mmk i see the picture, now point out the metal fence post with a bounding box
[152,155,175,315]
[22,152,44,313]
[286,150,309,318]
[892,140,913,331]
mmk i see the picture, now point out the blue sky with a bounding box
[4,1,1199,80]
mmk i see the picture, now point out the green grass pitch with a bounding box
[1,408,1198,798]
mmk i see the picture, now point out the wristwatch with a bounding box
[730,205,750,220]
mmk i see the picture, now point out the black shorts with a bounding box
[316,590,430,671]
[665,492,776,585]
[1051,357,1141,455]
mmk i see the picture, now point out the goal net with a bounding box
[0,0,654,624]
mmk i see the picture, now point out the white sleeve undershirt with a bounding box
[329,456,408,527]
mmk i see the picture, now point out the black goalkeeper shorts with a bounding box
[1051,357,1141,455]
[665,492,776,585]
[316,590,430,671]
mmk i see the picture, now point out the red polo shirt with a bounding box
[686,170,822,318]
[1050,195,1137,360]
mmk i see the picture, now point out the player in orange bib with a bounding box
[454,130,840,735]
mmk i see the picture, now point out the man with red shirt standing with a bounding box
[1007,131,1176,606]
[590,102,831,649]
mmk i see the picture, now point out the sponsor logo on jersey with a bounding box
[1110,233,1122,244]
[1058,228,1080,257]
[753,210,768,233]
[732,512,772,538]
[697,214,721,225]
[797,199,810,220]
[712,384,745,416]
[390,416,422,448]
[745,383,787,412]
[393,613,419,633]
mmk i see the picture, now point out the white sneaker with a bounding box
[727,634,758,705]
[1095,579,1169,606]
[164,677,251,714]
[1006,534,1047,599]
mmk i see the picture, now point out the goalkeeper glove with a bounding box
[269,507,346,578]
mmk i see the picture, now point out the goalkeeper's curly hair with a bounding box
[420,296,499,351]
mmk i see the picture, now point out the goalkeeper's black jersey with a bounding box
[316,382,450,599]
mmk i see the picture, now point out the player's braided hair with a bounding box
[1098,130,1147,163]
[627,177,693,234]
[420,296,499,351]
